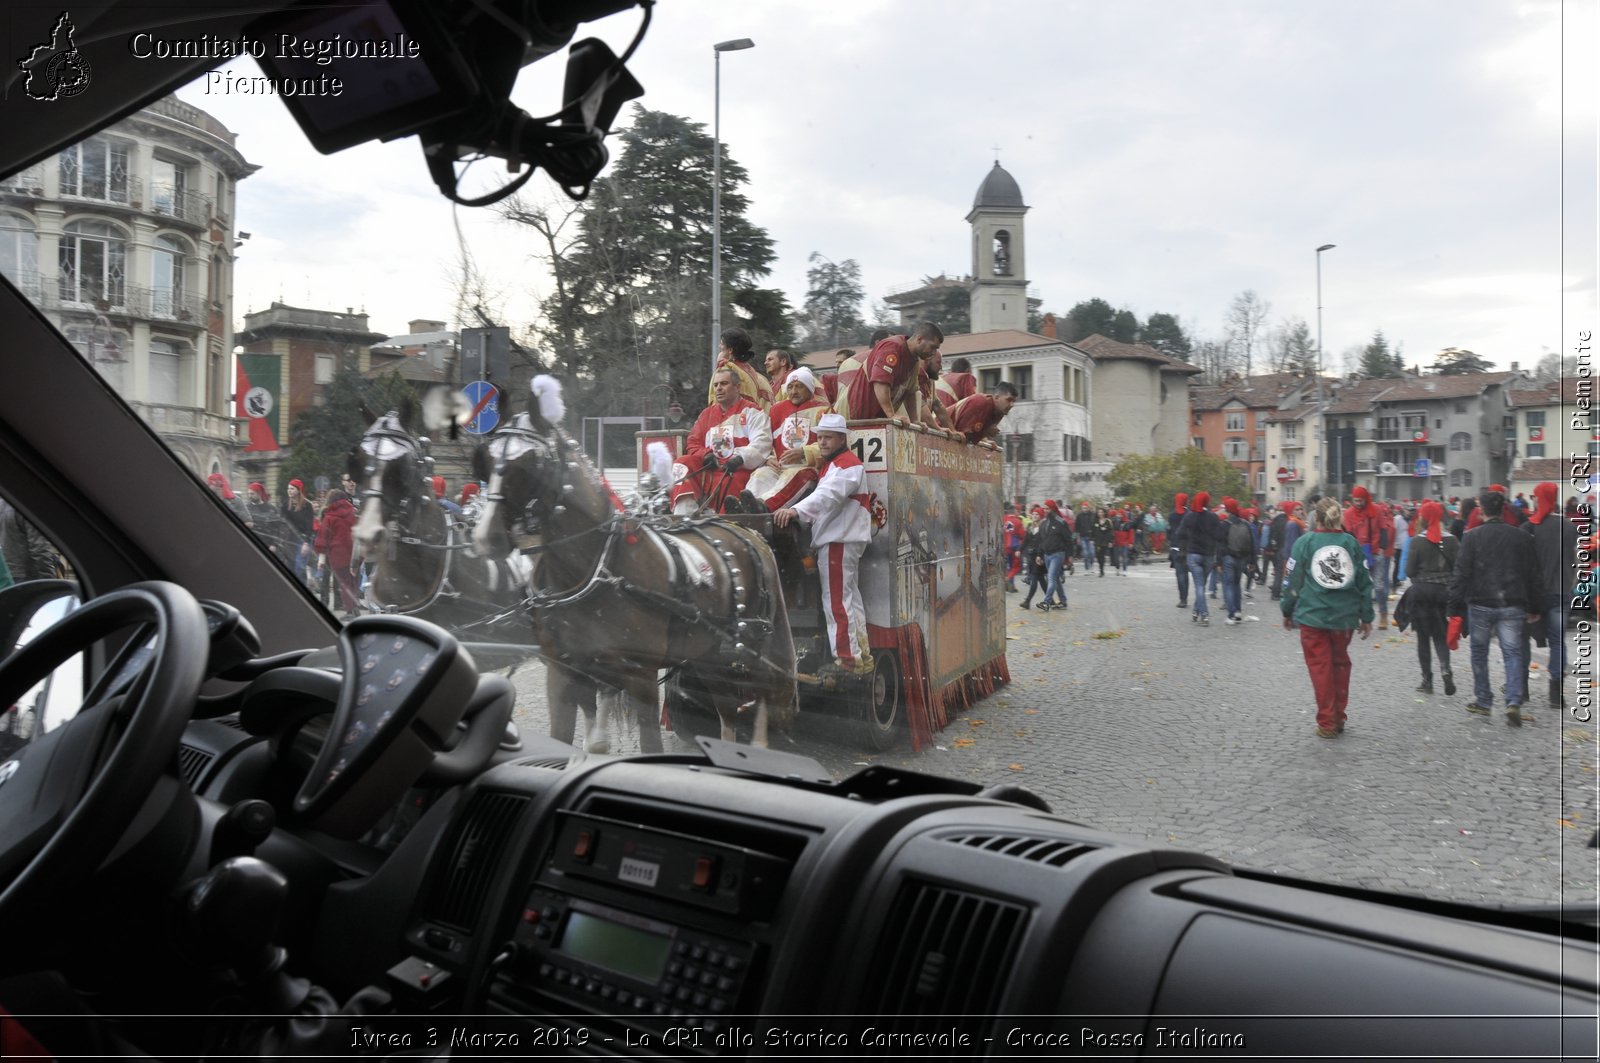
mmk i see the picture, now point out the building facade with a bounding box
[0,95,256,478]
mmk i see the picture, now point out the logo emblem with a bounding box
[17,13,92,101]
[1310,544,1355,590]
[243,386,273,418]
[0,760,19,787]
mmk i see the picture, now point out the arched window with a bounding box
[0,211,39,297]
[1450,468,1473,487]
[1449,431,1472,451]
[58,220,127,306]
[150,234,190,318]
[993,230,1012,276]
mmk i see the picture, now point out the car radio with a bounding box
[508,888,756,1018]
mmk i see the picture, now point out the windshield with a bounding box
[0,0,1594,915]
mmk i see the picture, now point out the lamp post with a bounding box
[1315,243,1336,491]
[711,37,755,377]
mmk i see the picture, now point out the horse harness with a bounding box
[487,419,783,677]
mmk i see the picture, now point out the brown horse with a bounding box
[470,381,797,753]
[349,411,531,639]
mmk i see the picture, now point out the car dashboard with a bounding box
[180,722,1596,1059]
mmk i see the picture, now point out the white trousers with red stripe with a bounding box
[817,540,869,668]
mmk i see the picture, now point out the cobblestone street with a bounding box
[503,556,1600,910]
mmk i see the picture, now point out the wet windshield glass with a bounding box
[0,0,1594,913]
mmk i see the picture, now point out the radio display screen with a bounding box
[559,911,672,983]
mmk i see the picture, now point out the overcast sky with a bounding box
[176,0,1597,375]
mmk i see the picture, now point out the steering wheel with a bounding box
[0,581,208,931]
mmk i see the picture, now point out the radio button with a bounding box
[690,945,706,961]
[573,830,595,861]
[718,976,734,992]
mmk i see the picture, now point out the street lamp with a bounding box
[711,37,755,377]
[1315,243,1336,492]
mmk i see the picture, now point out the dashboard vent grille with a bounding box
[514,755,573,770]
[176,744,214,788]
[427,790,529,932]
[944,832,1095,868]
[858,880,1027,1039]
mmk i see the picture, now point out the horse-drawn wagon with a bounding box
[642,419,1010,751]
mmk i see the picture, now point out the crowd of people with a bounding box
[1003,484,1584,741]
[204,469,482,619]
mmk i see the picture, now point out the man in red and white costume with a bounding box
[731,367,829,513]
[670,366,772,515]
[774,413,875,675]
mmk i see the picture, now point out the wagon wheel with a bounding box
[852,647,903,752]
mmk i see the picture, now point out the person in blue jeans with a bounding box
[1035,501,1071,610]
[1182,491,1221,626]
[1448,488,1545,724]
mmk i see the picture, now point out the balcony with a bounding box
[148,187,213,228]
[126,284,206,326]
[0,166,45,197]
[131,401,238,442]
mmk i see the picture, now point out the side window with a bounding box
[0,495,81,757]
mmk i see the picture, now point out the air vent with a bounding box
[858,880,1027,1039]
[425,790,529,932]
[176,744,214,788]
[514,755,573,770]
[944,832,1095,868]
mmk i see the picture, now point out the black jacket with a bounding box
[1183,508,1223,559]
[1448,518,1544,615]
[1524,515,1577,600]
[1036,511,1072,555]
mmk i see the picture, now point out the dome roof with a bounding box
[973,162,1024,208]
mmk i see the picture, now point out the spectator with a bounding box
[1281,497,1374,738]
[1449,487,1544,724]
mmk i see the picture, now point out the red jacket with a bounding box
[314,497,358,569]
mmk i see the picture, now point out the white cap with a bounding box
[789,366,817,393]
[816,412,849,434]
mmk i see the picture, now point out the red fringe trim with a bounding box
[869,623,1008,752]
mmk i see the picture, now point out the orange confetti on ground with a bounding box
[1007,763,1025,772]
[952,737,976,749]
[1023,708,1038,715]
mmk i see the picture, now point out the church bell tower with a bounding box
[967,161,1029,333]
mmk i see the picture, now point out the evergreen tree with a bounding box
[515,106,791,416]
[1270,317,1319,375]
[1358,330,1404,378]
[797,253,866,350]
[1140,312,1193,358]
[284,367,415,488]
[1430,347,1495,375]
[1061,297,1137,343]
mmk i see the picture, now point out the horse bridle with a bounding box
[358,414,427,540]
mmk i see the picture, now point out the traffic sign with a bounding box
[1276,466,1291,484]
[1414,458,1431,478]
[462,380,500,435]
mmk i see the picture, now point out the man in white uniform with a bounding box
[774,413,874,676]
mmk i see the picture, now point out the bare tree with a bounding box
[1224,290,1272,377]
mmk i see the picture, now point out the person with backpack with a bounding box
[1221,497,1254,625]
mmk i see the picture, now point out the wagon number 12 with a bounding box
[850,436,884,465]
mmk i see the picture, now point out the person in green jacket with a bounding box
[1281,496,1374,738]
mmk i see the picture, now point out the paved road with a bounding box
[500,557,1599,909]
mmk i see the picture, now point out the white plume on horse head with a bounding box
[531,375,565,424]
[647,441,672,486]
[419,384,470,434]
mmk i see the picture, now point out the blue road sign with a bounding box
[1414,458,1431,478]
[462,380,499,435]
